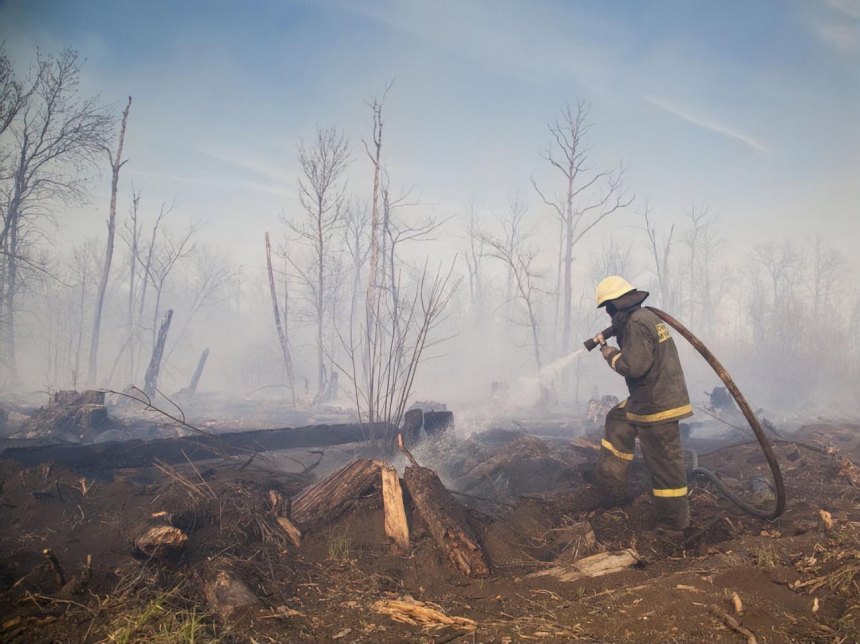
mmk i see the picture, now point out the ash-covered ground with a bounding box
[1,393,859,644]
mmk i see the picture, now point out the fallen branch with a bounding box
[398,433,418,467]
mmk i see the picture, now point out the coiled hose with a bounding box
[645,306,786,520]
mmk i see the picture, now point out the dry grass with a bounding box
[754,542,780,568]
[327,533,353,561]
[101,586,220,644]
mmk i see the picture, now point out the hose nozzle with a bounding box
[584,325,616,352]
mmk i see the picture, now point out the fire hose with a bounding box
[648,307,785,520]
[585,307,786,520]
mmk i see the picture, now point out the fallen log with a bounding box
[290,459,382,531]
[1,423,385,470]
[403,464,489,578]
[381,464,409,553]
[525,549,638,582]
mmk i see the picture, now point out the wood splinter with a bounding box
[269,489,302,548]
[710,604,757,644]
[381,464,409,554]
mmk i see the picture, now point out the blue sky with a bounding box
[1,0,858,262]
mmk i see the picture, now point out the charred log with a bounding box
[290,459,382,531]
[403,464,489,578]
[1,423,381,470]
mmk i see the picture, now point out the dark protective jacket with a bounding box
[603,302,692,426]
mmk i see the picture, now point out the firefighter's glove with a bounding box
[600,344,622,372]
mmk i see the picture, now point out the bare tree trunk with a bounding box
[265,232,296,407]
[88,97,131,386]
[363,84,392,427]
[365,95,386,342]
[562,196,573,353]
[317,216,325,397]
[2,217,20,383]
[185,347,209,394]
[143,309,172,399]
[72,270,86,388]
[533,104,631,357]
[553,218,563,354]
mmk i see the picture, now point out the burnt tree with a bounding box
[88,96,132,385]
[143,309,172,398]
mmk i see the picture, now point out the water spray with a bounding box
[584,306,786,520]
[539,348,585,380]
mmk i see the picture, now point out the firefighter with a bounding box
[594,276,692,549]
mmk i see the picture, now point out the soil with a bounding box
[1,416,859,644]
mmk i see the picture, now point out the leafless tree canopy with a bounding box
[532,102,633,357]
[0,48,114,383]
[0,44,853,416]
[289,125,351,397]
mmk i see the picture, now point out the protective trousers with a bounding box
[596,403,690,531]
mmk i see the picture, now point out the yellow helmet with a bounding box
[596,276,635,308]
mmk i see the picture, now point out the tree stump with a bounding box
[403,464,489,578]
[401,409,423,446]
[423,411,453,436]
[205,570,261,622]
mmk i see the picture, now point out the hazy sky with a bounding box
[1,0,858,263]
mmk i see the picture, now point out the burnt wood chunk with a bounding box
[403,464,489,578]
[525,549,638,582]
[381,464,409,553]
[423,411,453,436]
[51,390,106,406]
[401,409,423,446]
[290,459,382,531]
